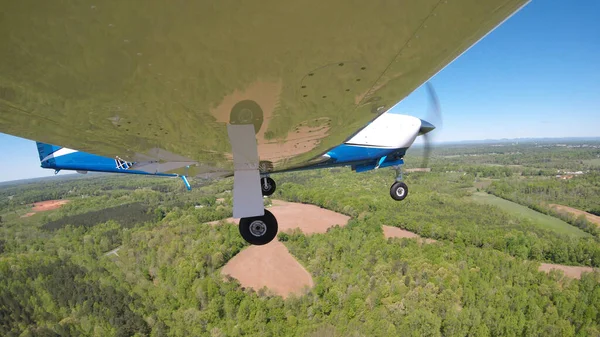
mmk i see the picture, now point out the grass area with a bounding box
[474,178,493,190]
[583,158,600,167]
[471,192,590,238]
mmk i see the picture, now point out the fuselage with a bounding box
[276,113,434,173]
[39,148,174,177]
[35,142,192,189]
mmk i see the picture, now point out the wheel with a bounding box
[239,209,278,245]
[261,177,276,196]
[390,182,408,201]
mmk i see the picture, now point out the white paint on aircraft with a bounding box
[346,113,422,149]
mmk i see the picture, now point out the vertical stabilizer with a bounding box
[35,142,63,166]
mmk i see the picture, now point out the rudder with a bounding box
[36,142,62,163]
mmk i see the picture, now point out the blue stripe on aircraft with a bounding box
[42,151,176,177]
[327,144,407,163]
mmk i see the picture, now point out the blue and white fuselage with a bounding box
[36,142,191,190]
[287,114,435,173]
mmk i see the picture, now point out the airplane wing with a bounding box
[0,0,528,176]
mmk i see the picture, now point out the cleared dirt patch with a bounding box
[539,263,595,279]
[382,225,436,244]
[32,200,70,212]
[21,200,70,217]
[549,204,600,226]
[220,200,349,298]
[269,200,349,234]
[209,200,350,234]
[221,241,314,298]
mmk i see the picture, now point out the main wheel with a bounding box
[390,182,408,201]
[239,209,278,245]
[260,177,276,196]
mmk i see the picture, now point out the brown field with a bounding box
[382,225,437,244]
[209,200,350,234]
[221,241,314,298]
[269,200,350,234]
[538,263,595,279]
[549,204,600,226]
[21,200,70,217]
[220,200,349,298]
[32,200,70,212]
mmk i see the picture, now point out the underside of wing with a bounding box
[0,0,528,176]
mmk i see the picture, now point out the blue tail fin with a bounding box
[36,142,62,164]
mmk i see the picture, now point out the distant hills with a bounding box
[441,137,600,145]
[2,137,599,185]
[0,172,94,187]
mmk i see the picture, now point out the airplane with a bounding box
[0,0,530,246]
[35,142,192,190]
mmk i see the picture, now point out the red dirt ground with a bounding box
[209,200,350,234]
[538,263,595,280]
[549,204,600,226]
[32,200,70,212]
[219,200,349,298]
[20,200,69,217]
[382,225,437,244]
[221,240,314,298]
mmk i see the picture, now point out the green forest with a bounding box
[1,140,600,336]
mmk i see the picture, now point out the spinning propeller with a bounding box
[419,82,442,168]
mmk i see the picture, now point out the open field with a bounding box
[382,225,437,244]
[220,200,349,297]
[539,263,595,280]
[221,240,313,298]
[550,204,600,226]
[20,199,70,218]
[32,199,69,212]
[471,192,590,237]
[583,158,600,166]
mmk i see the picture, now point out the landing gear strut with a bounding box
[390,165,409,201]
[260,177,276,196]
[239,209,279,245]
[227,102,279,246]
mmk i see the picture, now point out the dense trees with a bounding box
[0,256,150,336]
[1,141,599,336]
[42,203,155,231]
[275,168,600,267]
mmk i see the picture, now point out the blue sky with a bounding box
[1,0,599,182]
[396,0,600,141]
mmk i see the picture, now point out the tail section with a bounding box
[36,142,66,168]
[36,142,62,162]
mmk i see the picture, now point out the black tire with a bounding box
[390,182,408,201]
[239,209,278,245]
[261,177,276,196]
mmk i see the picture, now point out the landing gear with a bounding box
[239,209,278,245]
[227,102,278,246]
[390,165,408,201]
[390,181,408,201]
[260,177,276,196]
